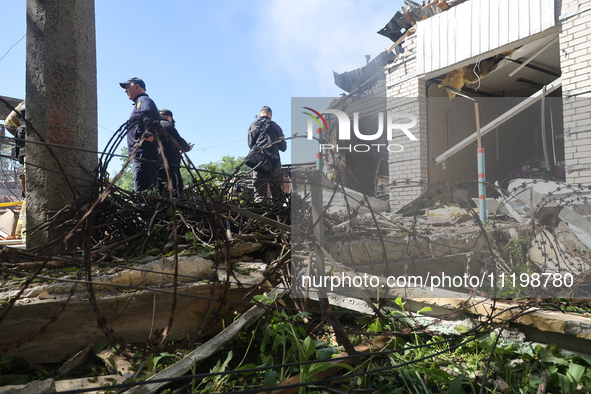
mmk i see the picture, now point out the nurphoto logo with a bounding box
[303,107,418,153]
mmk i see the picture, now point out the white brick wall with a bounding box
[559,0,591,182]
[385,36,429,211]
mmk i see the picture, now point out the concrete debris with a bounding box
[422,216,453,226]
[508,179,591,209]
[219,241,264,258]
[54,375,127,392]
[555,221,588,251]
[91,255,215,292]
[7,255,216,300]
[57,343,94,376]
[0,378,56,394]
[97,349,135,376]
[567,223,591,250]
[36,291,52,300]
[296,177,389,214]
[528,230,589,275]
[0,375,128,393]
[426,205,469,220]
[489,377,511,394]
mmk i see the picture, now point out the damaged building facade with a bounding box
[326,0,591,212]
[385,0,590,211]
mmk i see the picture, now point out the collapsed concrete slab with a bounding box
[0,257,265,364]
[296,176,389,214]
[528,229,590,275]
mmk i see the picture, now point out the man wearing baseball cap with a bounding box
[119,77,160,192]
[157,109,193,197]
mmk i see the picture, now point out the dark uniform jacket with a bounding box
[247,116,287,162]
[127,93,159,157]
[159,117,191,166]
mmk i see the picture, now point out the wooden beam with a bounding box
[437,0,450,10]
[422,0,440,10]
[405,11,416,26]
[387,27,416,54]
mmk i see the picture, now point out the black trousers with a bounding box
[133,156,159,192]
[254,161,282,200]
[157,163,184,197]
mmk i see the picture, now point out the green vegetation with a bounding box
[112,149,246,191]
[164,298,591,393]
[112,147,134,191]
[2,297,591,393]
[196,155,246,181]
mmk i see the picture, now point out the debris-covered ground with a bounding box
[1,121,591,393]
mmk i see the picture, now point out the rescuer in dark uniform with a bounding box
[120,77,160,192]
[246,106,287,201]
[156,109,193,197]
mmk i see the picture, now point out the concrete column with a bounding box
[25,0,98,250]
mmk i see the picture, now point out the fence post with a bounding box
[475,103,487,224]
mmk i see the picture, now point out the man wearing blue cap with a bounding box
[119,77,160,192]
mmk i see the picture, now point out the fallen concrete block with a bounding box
[57,343,94,376]
[0,378,55,394]
[97,349,135,376]
[54,375,127,392]
[528,230,590,275]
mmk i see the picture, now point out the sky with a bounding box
[0,0,403,172]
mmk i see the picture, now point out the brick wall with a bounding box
[385,35,428,211]
[559,0,591,184]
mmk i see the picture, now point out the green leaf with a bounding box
[567,362,585,384]
[91,343,108,355]
[574,355,591,367]
[540,355,569,366]
[237,363,257,371]
[252,294,267,303]
[307,362,328,375]
[447,375,464,394]
[316,348,336,360]
[417,306,432,314]
[303,337,316,359]
[150,352,178,371]
[528,376,546,388]
[546,365,558,376]
[454,324,470,334]
[145,355,156,371]
[219,350,233,371]
[61,267,79,272]
[419,367,452,383]
[263,370,278,388]
[557,372,575,394]
[145,248,160,256]
[259,354,274,367]
[368,320,382,332]
[329,362,355,372]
